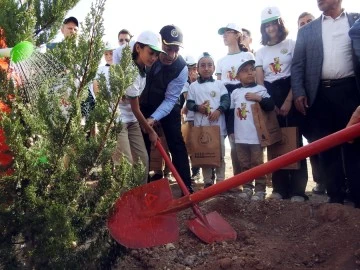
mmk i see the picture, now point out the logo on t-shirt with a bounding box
[236,103,249,120]
[227,66,237,81]
[269,57,282,74]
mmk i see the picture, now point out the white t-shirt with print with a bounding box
[255,39,295,83]
[216,52,255,84]
[187,80,228,136]
[118,73,146,123]
[230,84,271,144]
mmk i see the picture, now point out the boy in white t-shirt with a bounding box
[228,60,275,200]
[186,52,230,188]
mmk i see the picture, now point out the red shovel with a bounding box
[107,123,360,249]
[155,140,237,244]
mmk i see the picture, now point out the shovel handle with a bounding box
[158,123,360,215]
[155,140,190,196]
[155,140,213,224]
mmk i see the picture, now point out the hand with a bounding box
[245,92,261,102]
[197,104,208,115]
[279,100,292,117]
[146,117,156,127]
[208,109,221,122]
[294,96,308,116]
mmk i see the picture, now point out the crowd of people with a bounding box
[54,0,360,208]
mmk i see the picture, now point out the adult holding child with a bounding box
[255,6,308,202]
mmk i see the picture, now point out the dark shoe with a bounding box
[312,183,326,195]
[150,173,163,182]
[181,185,194,196]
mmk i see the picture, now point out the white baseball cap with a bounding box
[104,41,116,51]
[261,7,282,24]
[136,30,165,53]
[218,23,242,35]
[185,55,196,66]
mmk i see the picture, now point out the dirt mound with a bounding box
[115,195,360,270]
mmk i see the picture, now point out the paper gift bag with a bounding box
[190,125,221,168]
[251,103,282,147]
[181,122,192,154]
[149,125,169,171]
[267,127,300,170]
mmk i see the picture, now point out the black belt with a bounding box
[320,77,355,88]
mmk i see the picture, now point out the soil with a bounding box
[114,152,360,270]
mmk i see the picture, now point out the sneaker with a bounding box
[291,196,305,202]
[312,183,326,195]
[238,188,253,200]
[251,191,266,201]
[268,192,282,200]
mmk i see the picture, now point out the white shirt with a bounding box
[187,80,228,136]
[321,12,354,79]
[255,39,295,83]
[230,84,270,144]
[216,52,255,84]
[118,73,146,123]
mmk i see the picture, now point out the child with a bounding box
[186,52,230,188]
[227,60,275,200]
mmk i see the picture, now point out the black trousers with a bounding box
[265,78,308,199]
[141,104,192,187]
[307,77,360,207]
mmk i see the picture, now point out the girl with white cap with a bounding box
[216,23,255,180]
[255,7,308,202]
[111,30,165,184]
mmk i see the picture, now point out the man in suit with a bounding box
[291,0,360,208]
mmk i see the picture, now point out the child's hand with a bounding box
[208,109,221,122]
[245,92,261,102]
[198,101,210,115]
[279,100,292,116]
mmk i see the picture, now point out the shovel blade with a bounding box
[187,211,237,244]
[107,179,179,248]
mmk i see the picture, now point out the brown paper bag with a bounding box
[251,103,282,147]
[181,122,192,154]
[190,125,221,168]
[267,127,300,170]
[149,125,169,171]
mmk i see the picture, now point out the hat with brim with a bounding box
[185,55,196,66]
[63,16,79,27]
[261,7,281,24]
[218,23,242,35]
[104,41,116,51]
[237,60,255,73]
[160,25,183,47]
[137,30,166,53]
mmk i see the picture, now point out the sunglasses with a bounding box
[119,38,130,43]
